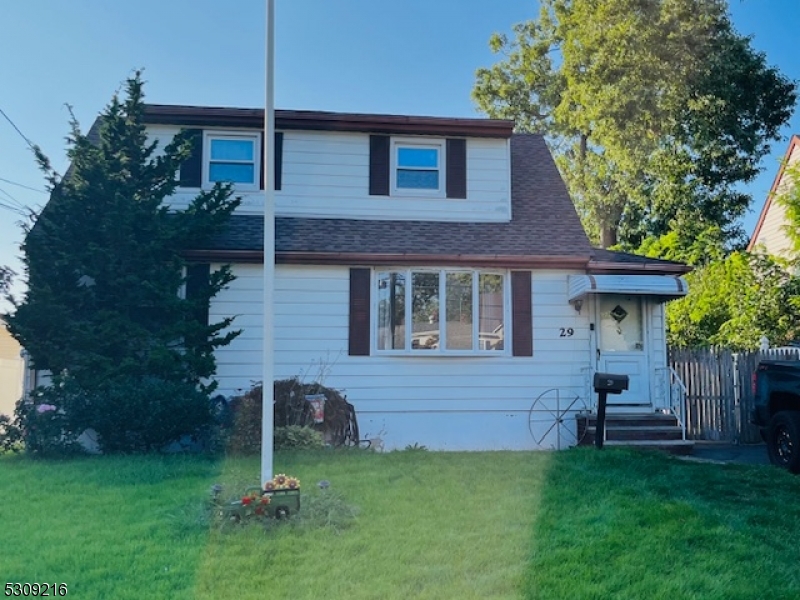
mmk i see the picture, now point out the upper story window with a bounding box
[370,135,466,199]
[395,143,443,192]
[204,133,261,189]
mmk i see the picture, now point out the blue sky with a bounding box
[1,0,799,305]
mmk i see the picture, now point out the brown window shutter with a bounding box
[274,131,283,191]
[185,263,211,326]
[179,129,203,188]
[349,268,371,356]
[369,135,390,196]
[511,271,532,357]
[446,138,467,199]
[259,131,283,191]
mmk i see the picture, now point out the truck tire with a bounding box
[767,411,800,474]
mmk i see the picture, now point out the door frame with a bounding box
[591,294,654,409]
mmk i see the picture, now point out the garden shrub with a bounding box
[0,414,23,453]
[14,374,212,454]
[274,425,325,450]
[86,376,212,453]
[224,378,359,454]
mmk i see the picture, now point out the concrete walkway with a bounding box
[684,441,769,466]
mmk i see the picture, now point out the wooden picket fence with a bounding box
[668,347,800,443]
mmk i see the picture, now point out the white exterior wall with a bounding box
[210,264,598,451]
[149,126,511,223]
[752,143,800,259]
[649,302,668,409]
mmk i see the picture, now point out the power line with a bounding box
[0,106,35,149]
[0,176,46,194]
[0,187,30,216]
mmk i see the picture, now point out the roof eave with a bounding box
[587,260,693,275]
[183,249,591,269]
[143,105,514,138]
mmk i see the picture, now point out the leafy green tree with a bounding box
[4,72,241,451]
[473,0,795,262]
[666,252,800,350]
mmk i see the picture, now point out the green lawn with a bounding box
[2,448,799,599]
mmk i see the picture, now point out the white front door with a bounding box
[597,295,651,407]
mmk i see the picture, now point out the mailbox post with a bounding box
[593,372,629,449]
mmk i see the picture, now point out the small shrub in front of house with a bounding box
[86,376,213,453]
[12,374,212,454]
[13,378,86,456]
[0,414,24,453]
[224,378,360,454]
[273,425,325,450]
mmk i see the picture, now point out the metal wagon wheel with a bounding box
[528,388,588,449]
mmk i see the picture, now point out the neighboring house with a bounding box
[748,134,800,258]
[34,105,692,450]
[0,322,23,417]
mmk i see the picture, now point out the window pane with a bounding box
[479,274,504,351]
[599,296,643,352]
[412,272,439,350]
[397,169,439,190]
[209,162,255,183]
[210,139,254,161]
[398,147,438,168]
[377,272,406,350]
[446,272,473,350]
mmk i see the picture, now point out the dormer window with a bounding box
[394,141,443,194]
[204,132,261,190]
[369,135,467,199]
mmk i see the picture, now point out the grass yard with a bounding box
[2,447,800,599]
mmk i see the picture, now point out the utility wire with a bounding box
[0,106,35,150]
[0,187,30,215]
[0,176,46,194]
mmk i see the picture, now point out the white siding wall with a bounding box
[649,302,667,408]
[752,144,800,258]
[149,126,511,222]
[210,264,597,450]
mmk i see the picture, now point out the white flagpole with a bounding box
[261,0,276,485]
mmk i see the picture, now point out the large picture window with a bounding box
[376,269,505,354]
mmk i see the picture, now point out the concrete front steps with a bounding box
[576,412,694,455]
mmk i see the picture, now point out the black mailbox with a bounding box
[593,372,629,450]
[593,372,629,395]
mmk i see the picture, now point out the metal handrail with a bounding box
[668,366,688,441]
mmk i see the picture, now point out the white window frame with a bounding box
[203,131,261,191]
[372,267,509,356]
[390,137,446,197]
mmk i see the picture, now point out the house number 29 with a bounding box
[559,327,575,337]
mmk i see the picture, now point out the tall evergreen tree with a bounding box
[4,73,241,451]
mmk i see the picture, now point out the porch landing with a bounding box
[576,413,694,455]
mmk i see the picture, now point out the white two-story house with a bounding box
[138,105,691,450]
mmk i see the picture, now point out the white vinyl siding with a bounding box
[277,131,509,221]
[152,126,511,222]
[210,265,599,450]
[752,143,800,259]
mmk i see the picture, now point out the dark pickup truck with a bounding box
[751,360,800,473]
